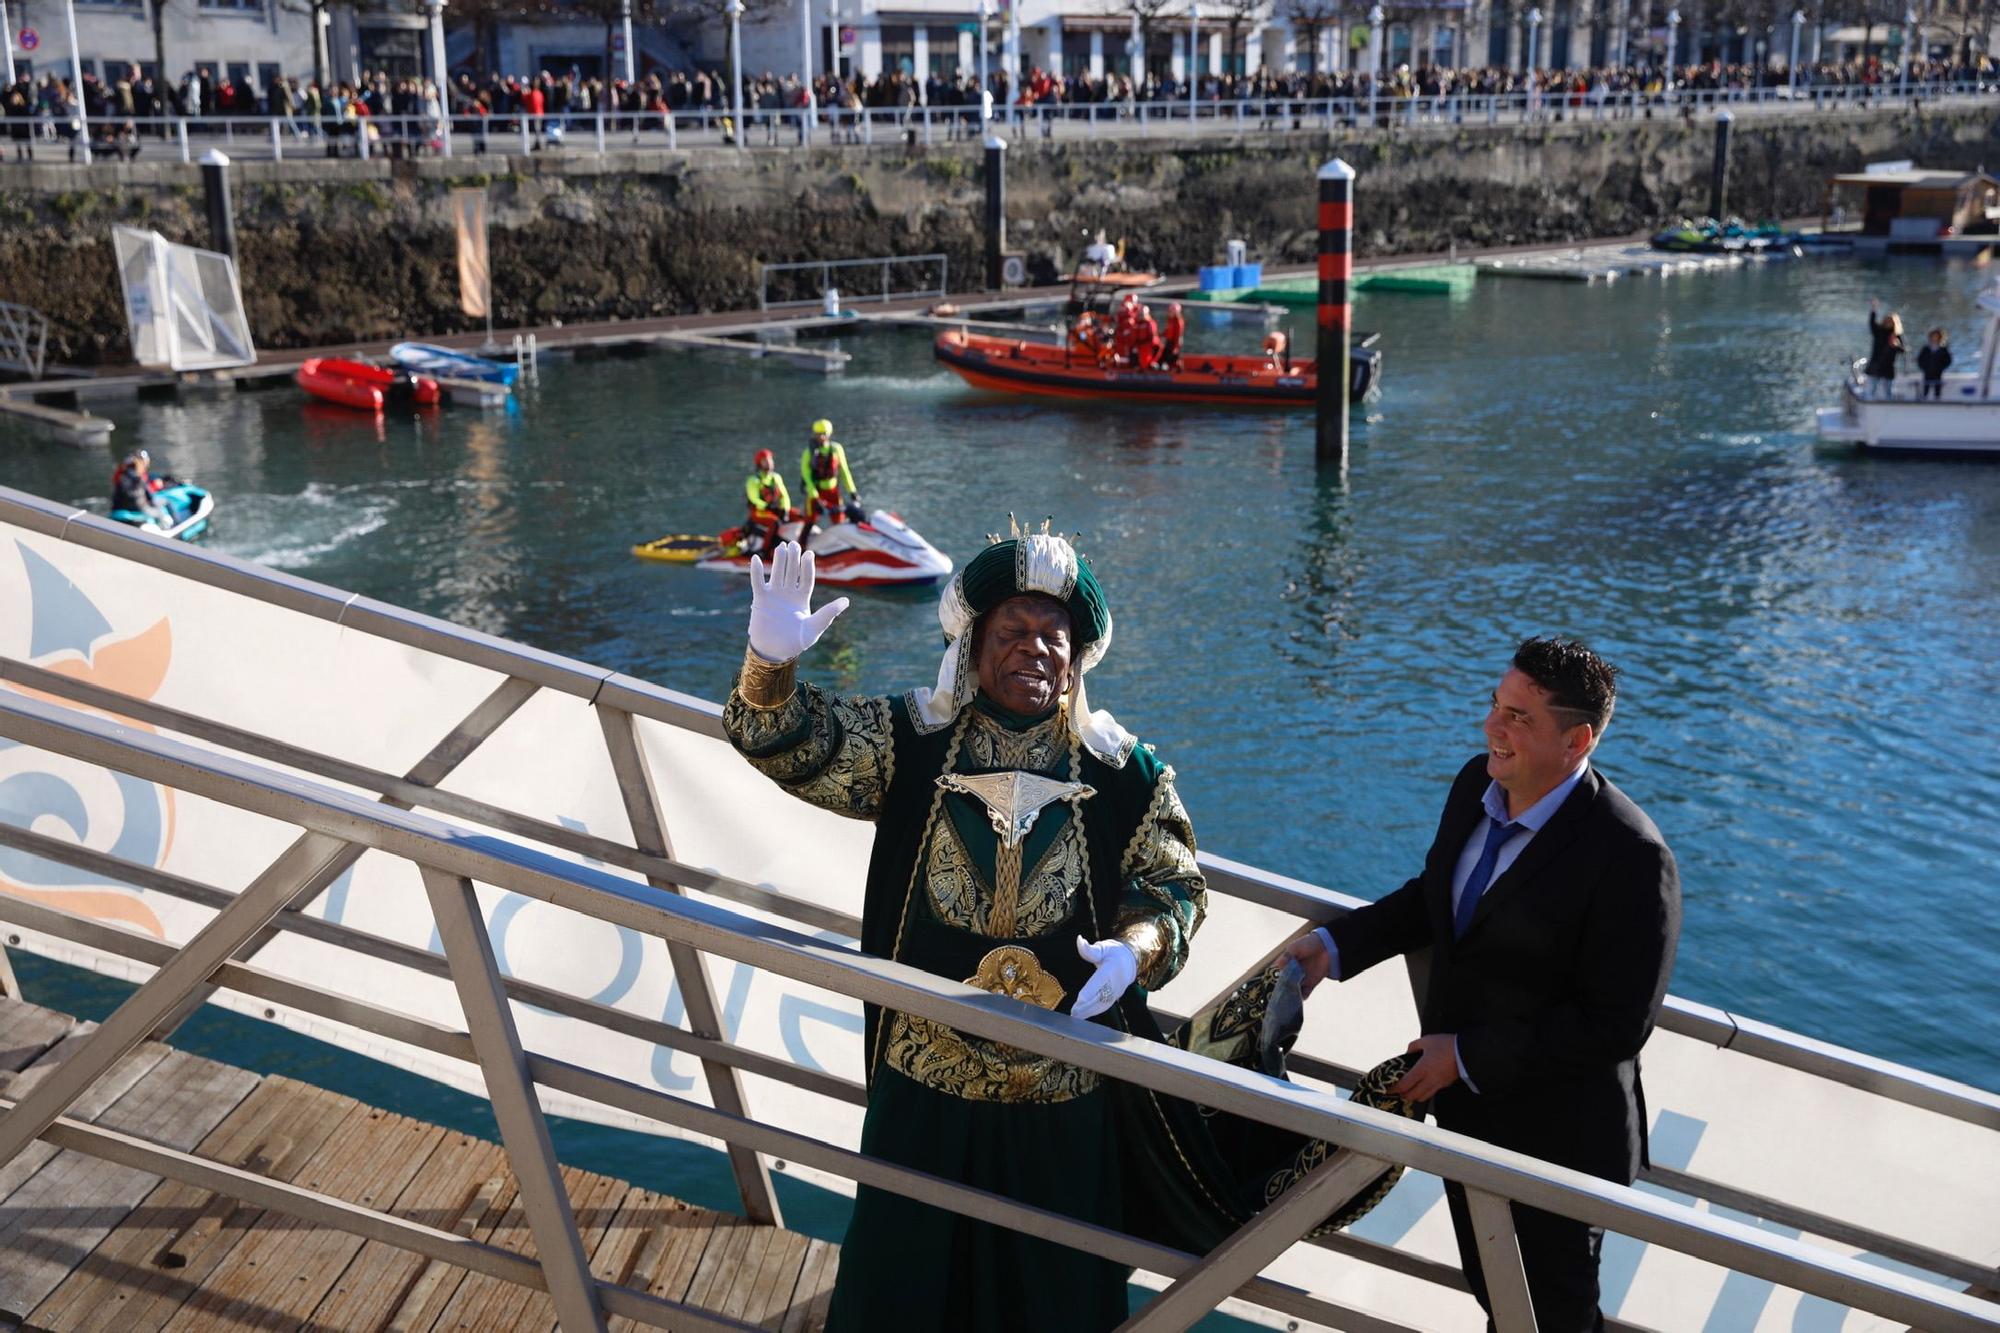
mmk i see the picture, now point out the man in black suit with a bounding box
[1288,637,1680,1332]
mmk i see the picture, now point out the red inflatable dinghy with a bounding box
[296,358,442,412]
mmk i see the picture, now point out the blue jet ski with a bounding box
[389,342,520,387]
[112,481,214,541]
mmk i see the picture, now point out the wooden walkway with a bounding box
[0,996,837,1330]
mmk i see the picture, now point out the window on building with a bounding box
[880,25,915,76]
[258,61,282,92]
[358,26,423,78]
[226,60,253,95]
[198,0,262,11]
[1061,31,1093,77]
[926,27,960,80]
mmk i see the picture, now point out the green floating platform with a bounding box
[1184,264,1477,304]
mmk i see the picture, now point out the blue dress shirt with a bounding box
[1315,760,1589,1093]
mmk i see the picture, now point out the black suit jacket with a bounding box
[1330,756,1681,1184]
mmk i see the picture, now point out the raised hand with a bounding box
[1071,935,1138,1021]
[747,541,850,664]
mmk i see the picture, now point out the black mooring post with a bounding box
[1709,109,1733,222]
[201,149,237,261]
[985,133,1007,291]
[1316,157,1354,468]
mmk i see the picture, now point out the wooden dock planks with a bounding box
[0,996,837,1331]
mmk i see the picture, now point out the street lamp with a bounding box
[1188,0,1198,123]
[1901,6,1916,98]
[1008,0,1021,86]
[1367,1,1383,120]
[619,0,636,83]
[1128,13,1142,87]
[62,0,90,164]
[978,0,991,122]
[1665,6,1680,81]
[426,0,450,154]
[798,0,815,140]
[1,0,16,85]
[1526,5,1541,71]
[1789,9,1804,93]
[726,0,745,150]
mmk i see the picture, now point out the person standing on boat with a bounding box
[1918,327,1952,400]
[1286,637,1681,1333]
[1866,299,1906,399]
[1159,302,1187,370]
[742,448,791,554]
[799,419,861,525]
[722,524,1206,1332]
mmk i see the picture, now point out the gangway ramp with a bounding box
[0,996,837,1329]
[0,483,1995,1332]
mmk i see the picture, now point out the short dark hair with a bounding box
[1512,637,1618,736]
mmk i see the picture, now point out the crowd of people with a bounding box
[6,48,1992,162]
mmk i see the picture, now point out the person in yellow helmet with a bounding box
[743,447,792,554]
[799,418,861,526]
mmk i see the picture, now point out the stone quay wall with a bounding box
[2,106,1997,366]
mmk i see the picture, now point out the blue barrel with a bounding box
[1198,265,1234,291]
[1233,262,1263,288]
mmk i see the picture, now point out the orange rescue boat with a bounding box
[932,329,1380,407]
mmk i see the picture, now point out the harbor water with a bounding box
[6,253,2000,1261]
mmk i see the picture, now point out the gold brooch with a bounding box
[967,945,1065,1010]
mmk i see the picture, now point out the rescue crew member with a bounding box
[110,450,162,524]
[800,419,861,525]
[1131,302,1162,369]
[1263,330,1291,373]
[744,448,792,553]
[1113,292,1147,366]
[1160,302,1187,370]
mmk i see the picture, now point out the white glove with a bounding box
[1072,935,1138,1021]
[748,540,850,663]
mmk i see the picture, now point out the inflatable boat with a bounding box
[633,508,952,588]
[111,481,213,541]
[932,329,1381,407]
[389,342,520,387]
[297,358,442,413]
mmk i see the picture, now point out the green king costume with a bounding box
[724,528,1418,1333]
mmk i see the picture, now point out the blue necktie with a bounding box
[1454,817,1525,940]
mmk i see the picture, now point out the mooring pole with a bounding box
[1709,108,1733,222]
[1316,157,1353,468]
[985,133,1007,290]
[201,150,237,261]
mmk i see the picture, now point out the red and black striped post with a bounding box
[1316,157,1354,467]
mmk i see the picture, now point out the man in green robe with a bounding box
[723,527,1204,1332]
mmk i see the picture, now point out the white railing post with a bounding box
[597,107,607,153]
[420,867,608,1333]
[269,119,282,161]
[1464,1187,1542,1331]
[177,118,190,163]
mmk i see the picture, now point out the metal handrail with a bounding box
[4,485,1994,1135]
[0,689,1994,1333]
[758,253,949,311]
[52,81,2000,164]
[0,301,50,380]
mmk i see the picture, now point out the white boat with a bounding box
[387,341,520,387]
[1817,283,2000,453]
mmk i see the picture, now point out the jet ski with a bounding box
[633,508,953,588]
[111,481,213,541]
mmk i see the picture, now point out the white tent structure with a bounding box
[112,226,256,373]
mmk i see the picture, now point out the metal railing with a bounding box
[758,253,950,311]
[0,485,1996,1332]
[0,302,50,381]
[40,80,1998,167]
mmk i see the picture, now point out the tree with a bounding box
[1209,0,1268,74]
[1283,0,1344,70]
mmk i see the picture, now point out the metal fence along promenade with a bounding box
[0,485,1995,1332]
[34,82,2000,166]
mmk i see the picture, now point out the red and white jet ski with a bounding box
[634,508,953,588]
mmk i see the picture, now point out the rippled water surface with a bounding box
[6,255,1998,1124]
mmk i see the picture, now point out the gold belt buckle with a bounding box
[966,944,1066,1010]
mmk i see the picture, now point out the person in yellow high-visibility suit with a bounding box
[743,448,792,553]
[799,418,862,525]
